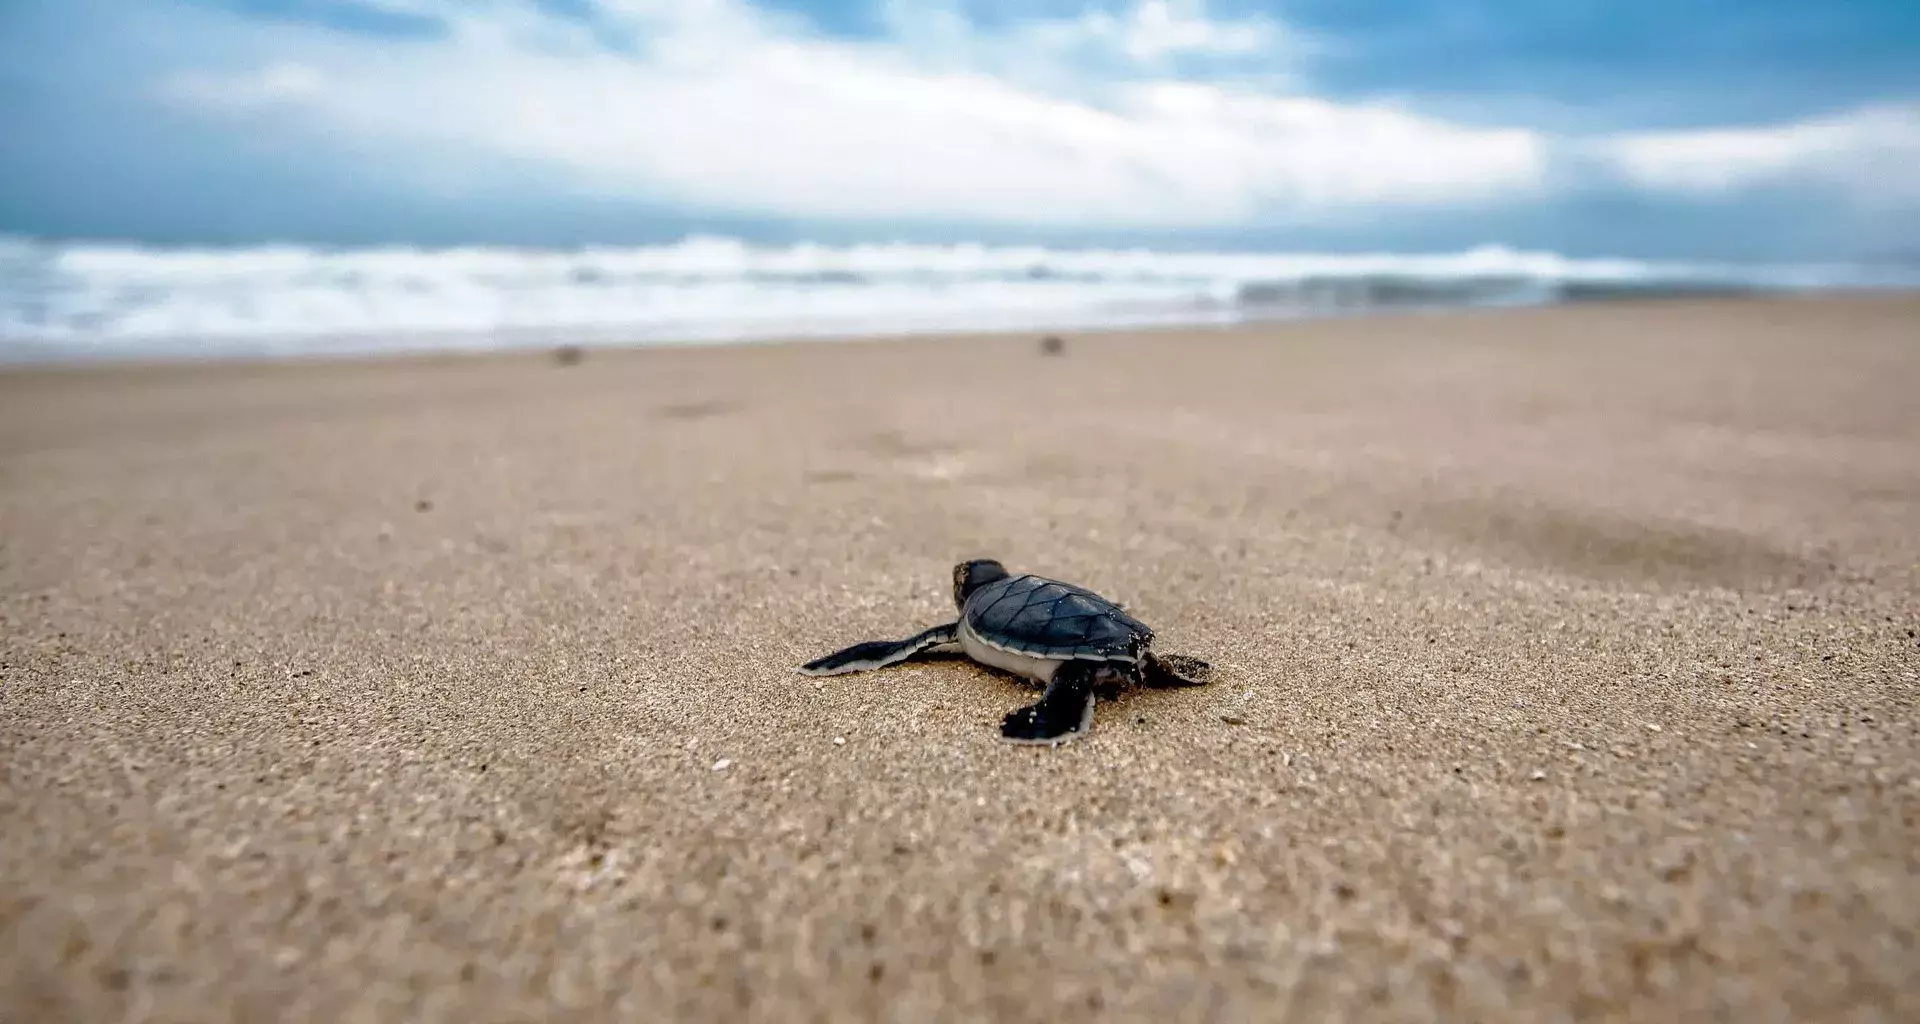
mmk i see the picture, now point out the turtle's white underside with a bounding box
[957,618,1129,681]
[959,619,1061,684]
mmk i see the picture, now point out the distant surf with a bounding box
[2,234,1914,362]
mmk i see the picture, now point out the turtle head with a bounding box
[952,559,1009,609]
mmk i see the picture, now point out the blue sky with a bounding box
[3,0,1918,259]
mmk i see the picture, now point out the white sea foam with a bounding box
[1,234,1911,362]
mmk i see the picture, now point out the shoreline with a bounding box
[4,288,1910,375]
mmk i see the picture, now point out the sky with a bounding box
[3,0,1918,260]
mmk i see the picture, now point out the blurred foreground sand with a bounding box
[4,296,1918,1022]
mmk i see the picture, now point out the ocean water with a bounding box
[1,234,1912,362]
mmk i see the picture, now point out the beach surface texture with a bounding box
[4,296,1918,1022]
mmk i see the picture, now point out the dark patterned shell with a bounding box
[963,574,1152,661]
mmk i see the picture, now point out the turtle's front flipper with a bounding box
[1143,652,1213,687]
[1000,661,1099,745]
[798,622,960,676]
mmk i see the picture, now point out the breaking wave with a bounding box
[2,234,1912,361]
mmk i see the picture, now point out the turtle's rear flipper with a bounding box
[1143,652,1213,687]
[798,622,960,676]
[1000,661,1098,745]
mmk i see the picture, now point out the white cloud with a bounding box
[151,0,1548,227]
[1602,103,1920,204]
[1114,0,1275,60]
[936,0,1284,65]
[161,60,329,110]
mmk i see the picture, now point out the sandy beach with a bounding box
[3,295,1918,1022]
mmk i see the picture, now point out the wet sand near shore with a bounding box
[3,295,1918,1022]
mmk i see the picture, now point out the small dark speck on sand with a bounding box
[1039,335,1065,355]
[1221,714,1246,725]
[415,499,433,513]
[553,345,585,366]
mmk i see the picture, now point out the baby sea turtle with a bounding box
[798,559,1213,745]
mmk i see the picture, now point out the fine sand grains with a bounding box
[3,296,1919,1023]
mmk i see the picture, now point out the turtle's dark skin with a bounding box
[798,559,1213,745]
